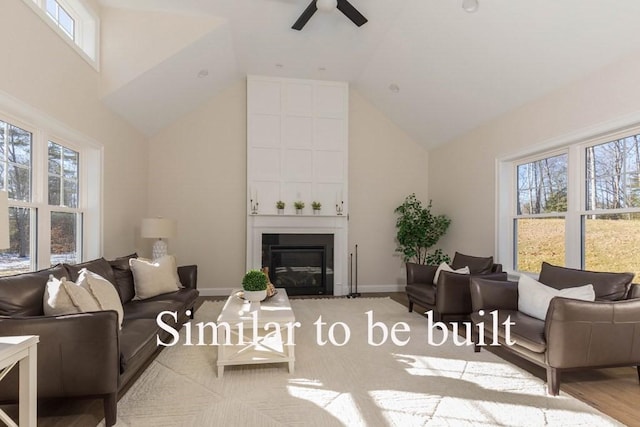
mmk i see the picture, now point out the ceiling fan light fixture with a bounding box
[316,0,338,12]
[462,0,479,13]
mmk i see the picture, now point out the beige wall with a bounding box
[1,0,148,257]
[428,50,640,266]
[148,81,429,292]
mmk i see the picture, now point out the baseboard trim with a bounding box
[198,284,404,297]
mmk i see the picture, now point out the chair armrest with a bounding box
[178,265,198,289]
[437,271,507,314]
[545,297,640,368]
[470,277,518,312]
[0,311,120,400]
[406,263,437,286]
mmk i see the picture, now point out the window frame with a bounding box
[0,100,101,273]
[23,0,100,70]
[497,121,640,275]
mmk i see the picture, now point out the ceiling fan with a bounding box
[292,0,368,31]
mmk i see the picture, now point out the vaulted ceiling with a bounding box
[97,0,640,149]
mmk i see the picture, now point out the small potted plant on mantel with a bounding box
[276,200,285,215]
[242,270,268,302]
[312,201,322,214]
[294,201,305,215]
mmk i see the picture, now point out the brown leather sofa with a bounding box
[405,252,507,320]
[470,262,640,395]
[0,255,198,426]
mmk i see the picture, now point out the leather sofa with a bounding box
[0,255,199,426]
[470,262,640,395]
[406,252,507,321]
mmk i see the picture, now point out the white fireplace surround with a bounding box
[246,214,348,296]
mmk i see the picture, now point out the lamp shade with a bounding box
[0,191,9,250]
[141,218,176,239]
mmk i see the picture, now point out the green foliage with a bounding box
[312,201,321,210]
[276,200,285,209]
[394,194,451,265]
[294,201,305,210]
[242,270,268,291]
[545,189,567,213]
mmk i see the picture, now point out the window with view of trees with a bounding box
[515,153,567,272]
[0,118,84,276]
[583,136,640,278]
[506,130,640,281]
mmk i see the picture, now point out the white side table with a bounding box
[0,335,39,427]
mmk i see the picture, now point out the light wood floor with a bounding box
[1,292,638,426]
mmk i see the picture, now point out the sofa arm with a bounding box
[0,311,120,400]
[627,283,640,299]
[470,277,518,312]
[178,265,198,289]
[545,297,640,369]
[406,263,437,285]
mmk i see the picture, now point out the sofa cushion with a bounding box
[123,288,199,322]
[65,258,117,288]
[130,256,181,300]
[433,262,469,285]
[109,253,138,304]
[0,264,67,316]
[43,276,101,316]
[518,274,595,321]
[471,309,547,353]
[119,318,159,374]
[451,252,493,274]
[538,262,633,301]
[77,268,124,329]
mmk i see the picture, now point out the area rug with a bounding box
[99,298,621,426]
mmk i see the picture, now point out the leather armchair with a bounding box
[405,252,507,321]
[470,264,640,395]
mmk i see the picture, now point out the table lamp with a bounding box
[141,217,176,259]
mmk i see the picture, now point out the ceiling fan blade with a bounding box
[292,1,318,31]
[336,0,368,27]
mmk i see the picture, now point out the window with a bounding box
[23,0,99,68]
[500,127,640,281]
[583,135,640,278]
[45,0,75,40]
[514,154,567,272]
[0,116,93,276]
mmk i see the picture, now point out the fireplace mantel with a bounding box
[246,214,348,296]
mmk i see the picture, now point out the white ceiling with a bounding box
[97,0,640,148]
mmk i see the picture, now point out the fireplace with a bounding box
[262,234,334,295]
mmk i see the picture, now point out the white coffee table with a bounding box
[216,288,297,377]
[0,335,39,427]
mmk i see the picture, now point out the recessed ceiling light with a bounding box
[318,67,326,71]
[389,84,400,93]
[275,63,284,68]
[197,69,209,78]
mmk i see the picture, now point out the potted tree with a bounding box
[395,193,451,266]
[276,200,285,215]
[294,201,305,215]
[311,201,321,214]
[242,270,268,302]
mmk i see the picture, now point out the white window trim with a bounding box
[22,0,100,71]
[0,90,102,269]
[496,112,640,275]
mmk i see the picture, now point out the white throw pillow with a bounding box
[433,262,470,285]
[77,268,124,329]
[518,274,595,321]
[43,275,100,316]
[130,255,181,300]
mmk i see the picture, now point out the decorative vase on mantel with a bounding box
[312,201,321,215]
[276,201,285,215]
[294,201,305,215]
